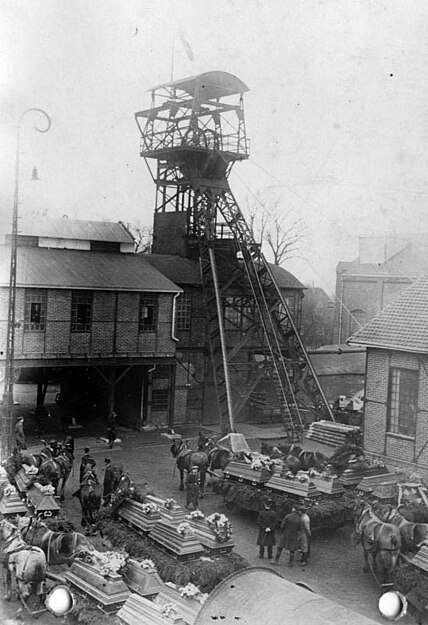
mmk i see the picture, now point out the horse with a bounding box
[21,445,73,501]
[73,471,102,536]
[19,516,94,565]
[170,439,209,495]
[0,517,47,603]
[287,444,329,472]
[353,500,401,584]
[197,434,231,473]
[374,503,428,554]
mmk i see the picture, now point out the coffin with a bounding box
[223,461,272,486]
[187,516,235,555]
[154,583,204,625]
[26,483,60,515]
[117,592,187,625]
[64,560,130,614]
[118,499,161,534]
[121,558,164,599]
[265,475,321,499]
[149,520,205,561]
[0,487,28,515]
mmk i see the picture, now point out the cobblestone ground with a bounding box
[0,385,418,624]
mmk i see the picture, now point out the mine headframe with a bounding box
[135,71,334,437]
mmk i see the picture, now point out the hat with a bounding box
[84,447,90,453]
[104,457,111,463]
[264,499,273,508]
[191,465,199,470]
[17,416,24,421]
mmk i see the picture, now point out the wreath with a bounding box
[206,513,233,543]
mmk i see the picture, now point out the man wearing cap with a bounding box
[103,457,115,506]
[256,499,278,560]
[80,447,96,483]
[185,465,200,510]
[274,505,301,566]
[299,506,311,566]
[14,417,26,451]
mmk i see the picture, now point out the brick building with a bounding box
[0,218,181,429]
[334,235,428,344]
[145,253,305,425]
[348,274,428,480]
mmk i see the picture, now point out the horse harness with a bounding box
[2,531,43,582]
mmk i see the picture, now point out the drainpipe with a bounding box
[171,292,180,342]
[338,275,345,344]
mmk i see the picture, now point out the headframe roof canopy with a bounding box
[150,71,249,100]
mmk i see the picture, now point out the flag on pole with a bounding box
[178,24,194,62]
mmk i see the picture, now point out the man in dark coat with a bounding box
[274,505,301,566]
[79,447,96,483]
[14,417,26,451]
[185,465,200,510]
[107,411,117,449]
[256,499,278,559]
[103,457,115,506]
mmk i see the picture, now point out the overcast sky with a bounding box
[1,0,427,293]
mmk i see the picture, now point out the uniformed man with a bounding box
[103,457,115,506]
[256,499,278,560]
[79,447,96,483]
[14,417,26,451]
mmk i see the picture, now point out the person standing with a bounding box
[274,505,301,566]
[14,417,26,451]
[103,457,115,506]
[256,499,277,560]
[299,506,311,566]
[107,411,117,449]
[185,465,200,510]
[79,447,96,483]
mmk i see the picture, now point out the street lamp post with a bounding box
[0,108,51,463]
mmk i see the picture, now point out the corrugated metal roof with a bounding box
[144,254,305,290]
[15,217,134,243]
[150,71,249,99]
[143,254,201,285]
[0,246,181,293]
[348,272,428,353]
[269,264,305,290]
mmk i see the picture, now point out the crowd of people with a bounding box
[256,499,311,567]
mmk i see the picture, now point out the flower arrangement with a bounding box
[40,484,55,494]
[164,498,176,510]
[142,502,159,515]
[161,603,178,618]
[249,453,274,472]
[176,522,194,537]
[179,582,209,604]
[206,512,232,543]
[4,484,17,496]
[138,558,156,570]
[78,549,127,577]
[187,509,204,520]
[24,465,39,475]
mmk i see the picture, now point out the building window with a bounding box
[71,291,93,332]
[24,289,47,331]
[139,294,158,332]
[176,292,191,330]
[151,389,169,411]
[387,368,418,437]
[224,297,252,331]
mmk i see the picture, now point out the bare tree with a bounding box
[123,222,153,253]
[245,192,306,266]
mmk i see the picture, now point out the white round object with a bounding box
[378,591,404,620]
[46,585,74,615]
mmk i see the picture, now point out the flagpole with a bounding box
[170,22,176,83]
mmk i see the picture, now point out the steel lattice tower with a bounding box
[135,71,334,437]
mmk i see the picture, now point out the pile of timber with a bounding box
[305,421,361,447]
[409,545,428,574]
